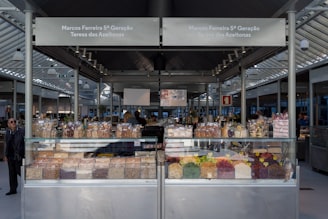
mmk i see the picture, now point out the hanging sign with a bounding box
[221,95,232,106]
[35,17,160,46]
[162,18,286,46]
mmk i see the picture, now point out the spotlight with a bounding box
[47,65,57,75]
[82,48,86,58]
[88,52,92,61]
[223,60,227,68]
[228,54,233,63]
[12,48,24,61]
[242,46,246,54]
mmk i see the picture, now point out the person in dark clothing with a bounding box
[134,111,147,126]
[4,118,25,195]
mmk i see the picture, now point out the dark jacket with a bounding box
[5,127,25,160]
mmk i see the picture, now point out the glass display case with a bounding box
[310,126,328,172]
[23,137,160,219]
[22,136,299,219]
[164,137,295,180]
[24,137,158,181]
[162,137,299,219]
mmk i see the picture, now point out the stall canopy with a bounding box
[0,0,327,102]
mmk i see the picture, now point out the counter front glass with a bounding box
[24,137,158,181]
[164,137,295,181]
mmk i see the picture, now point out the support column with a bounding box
[206,84,209,118]
[38,95,42,117]
[24,9,33,138]
[110,83,113,120]
[74,68,79,121]
[241,67,246,126]
[97,78,102,118]
[277,79,281,113]
[218,81,222,115]
[57,97,59,120]
[13,80,17,119]
[288,10,297,139]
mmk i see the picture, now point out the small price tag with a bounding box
[134,140,141,147]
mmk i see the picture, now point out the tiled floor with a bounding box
[0,161,327,219]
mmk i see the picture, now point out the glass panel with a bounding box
[164,138,295,181]
[25,136,158,181]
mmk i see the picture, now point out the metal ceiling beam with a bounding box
[103,75,217,84]
[218,47,286,81]
[35,46,100,82]
[86,47,238,52]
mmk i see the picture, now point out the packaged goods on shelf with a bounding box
[92,168,109,179]
[247,119,269,138]
[125,157,141,179]
[60,168,76,179]
[26,167,43,180]
[273,119,289,138]
[54,152,69,158]
[32,119,58,138]
[216,158,235,179]
[165,150,286,180]
[182,162,200,179]
[33,119,114,139]
[76,168,93,179]
[200,162,217,179]
[37,151,54,158]
[61,158,79,168]
[78,158,95,169]
[68,152,84,158]
[234,124,249,138]
[268,163,285,179]
[70,121,113,138]
[168,163,183,179]
[116,123,142,138]
[43,163,61,179]
[140,156,156,179]
[108,157,126,179]
[165,125,193,138]
[272,112,289,138]
[194,122,221,138]
[234,162,252,179]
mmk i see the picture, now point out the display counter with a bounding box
[22,137,299,219]
[163,137,298,219]
[22,137,160,219]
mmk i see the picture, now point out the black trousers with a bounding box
[7,158,22,192]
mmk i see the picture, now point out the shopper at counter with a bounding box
[123,111,138,125]
[134,111,147,126]
[4,118,25,196]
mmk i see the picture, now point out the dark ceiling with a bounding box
[8,0,313,101]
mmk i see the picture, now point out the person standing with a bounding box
[4,118,25,195]
[134,111,147,126]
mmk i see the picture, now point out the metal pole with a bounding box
[110,82,113,121]
[38,95,42,117]
[13,80,17,119]
[241,67,246,126]
[206,84,209,118]
[277,79,281,113]
[57,97,59,120]
[288,10,297,139]
[218,82,222,115]
[97,78,102,118]
[25,9,33,139]
[74,68,79,121]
